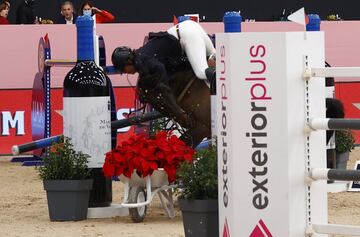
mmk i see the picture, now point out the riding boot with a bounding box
[205,67,216,83]
[139,82,193,129]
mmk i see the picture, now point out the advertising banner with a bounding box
[216,32,327,237]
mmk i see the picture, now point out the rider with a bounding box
[111,20,215,128]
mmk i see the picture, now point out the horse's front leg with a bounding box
[180,124,211,148]
[138,80,193,129]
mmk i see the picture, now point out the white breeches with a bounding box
[167,20,216,80]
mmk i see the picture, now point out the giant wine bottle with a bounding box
[63,15,112,207]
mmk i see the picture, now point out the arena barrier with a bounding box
[216,31,360,236]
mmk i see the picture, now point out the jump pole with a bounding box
[44,59,119,75]
[12,111,164,155]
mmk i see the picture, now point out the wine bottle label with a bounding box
[63,96,111,168]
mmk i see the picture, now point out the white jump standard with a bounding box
[216,31,360,237]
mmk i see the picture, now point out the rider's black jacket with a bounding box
[133,32,190,88]
[131,31,193,128]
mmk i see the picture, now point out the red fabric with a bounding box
[173,15,178,25]
[96,10,115,23]
[0,16,10,24]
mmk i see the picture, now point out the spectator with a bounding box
[57,1,76,24]
[16,0,35,24]
[0,2,10,24]
[2,0,10,8]
[80,2,114,23]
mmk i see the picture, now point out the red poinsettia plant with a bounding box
[102,131,195,183]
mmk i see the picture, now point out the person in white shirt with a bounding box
[167,20,216,82]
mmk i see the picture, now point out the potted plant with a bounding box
[335,130,355,169]
[176,145,218,237]
[37,136,93,221]
[102,131,195,222]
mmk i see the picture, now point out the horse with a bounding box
[136,67,212,149]
[168,69,211,147]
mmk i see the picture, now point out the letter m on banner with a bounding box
[2,111,25,135]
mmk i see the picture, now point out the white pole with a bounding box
[310,168,330,180]
[311,67,360,78]
[309,118,330,130]
[312,224,360,236]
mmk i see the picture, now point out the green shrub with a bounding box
[37,137,91,180]
[335,130,355,153]
[177,145,217,200]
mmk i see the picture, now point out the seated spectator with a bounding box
[16,0,35,24]
[0,2,10,24]
[2,0,10,8]
[80,2,114,23]
[57,1,76,24]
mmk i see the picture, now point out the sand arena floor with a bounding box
[1,149,360,237]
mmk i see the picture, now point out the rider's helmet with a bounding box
[111,46,134,73]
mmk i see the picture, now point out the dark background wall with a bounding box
[7,0,360,23]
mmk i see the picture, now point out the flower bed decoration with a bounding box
[103,131,195,183]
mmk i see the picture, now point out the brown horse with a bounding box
[133,34,212,148]
[168,69,211,147]
[136,67,211,148]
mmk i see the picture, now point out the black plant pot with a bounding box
[336,151,350,169]
[43,179,93,221]
[179,199,219,237]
